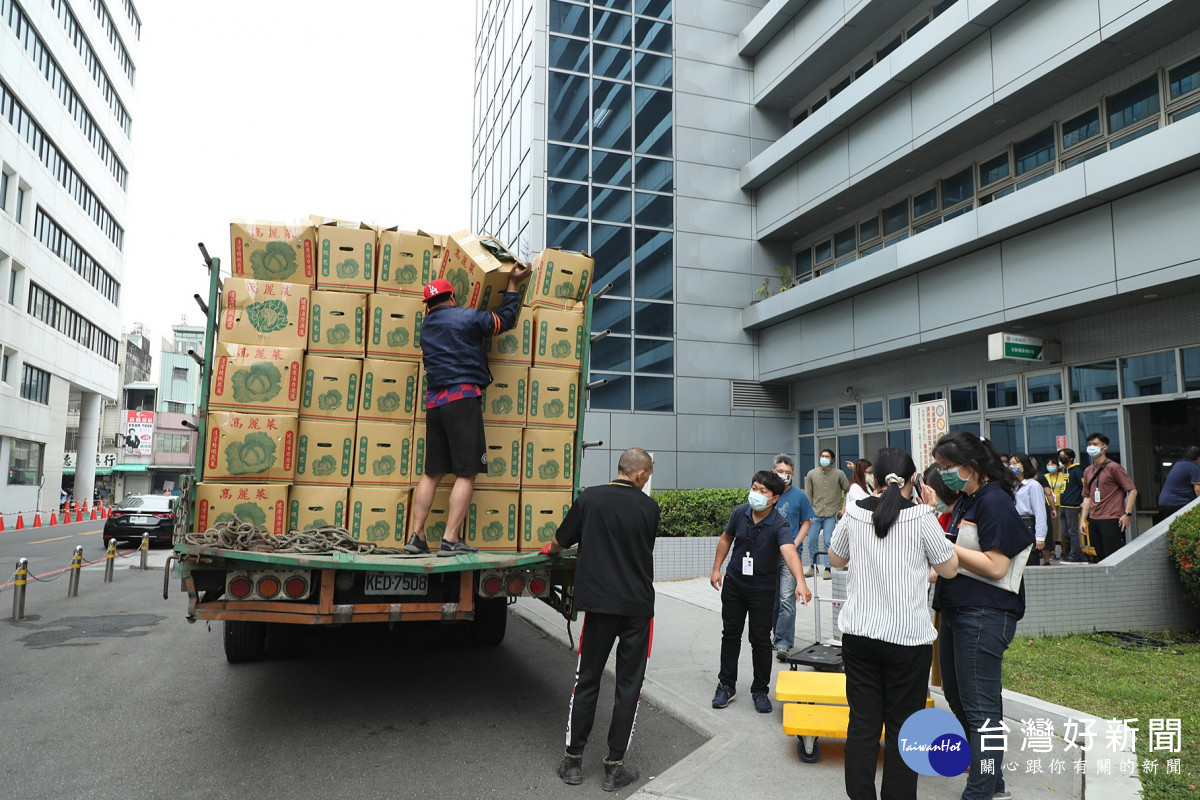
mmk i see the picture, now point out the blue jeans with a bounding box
[939,605,1018,800]
[807,516,836,570]
[773,562,797,650]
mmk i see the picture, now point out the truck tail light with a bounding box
[482,575,502,596]
[229,577,253,599]
[257,576,281,599]
[506,576,526,596]
[283,576,308,598]
[529,576,548,596]
[226,570,312,601]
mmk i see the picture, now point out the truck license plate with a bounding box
[363,573,428,596]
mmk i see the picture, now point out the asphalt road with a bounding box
[0,518,145,588]
[1,564,706,799]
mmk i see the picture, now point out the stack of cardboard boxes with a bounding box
[194,221,592,553]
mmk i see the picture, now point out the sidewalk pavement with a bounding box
[515,575,1097,800]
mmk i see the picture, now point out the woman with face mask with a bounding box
[930,432,1034,800]
[842,459,875,513]
[1009,453,1048,566]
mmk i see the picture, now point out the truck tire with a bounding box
[470,597,508,646]
[224,620,266,663]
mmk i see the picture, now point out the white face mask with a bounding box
[865,473,875,490]
[819,457,832,468]
[1086,445,1103,458]
[748,491,770,512]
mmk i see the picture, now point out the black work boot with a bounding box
[601,758,638,792]
[556,752,583,786]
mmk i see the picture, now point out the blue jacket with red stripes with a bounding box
[419,291,521,390]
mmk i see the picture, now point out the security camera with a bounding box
[844,386,854,395]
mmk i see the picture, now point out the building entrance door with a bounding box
[1126,399,1200,523]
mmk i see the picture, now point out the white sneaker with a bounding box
[803,566,814,578]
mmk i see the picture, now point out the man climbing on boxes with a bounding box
[403,262,531,556]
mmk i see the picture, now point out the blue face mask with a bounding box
[935,499,951,514]
[748,491,770,512]
[819,457,832,468]
[1009,465,1023,476]
[1047,465,1058,474]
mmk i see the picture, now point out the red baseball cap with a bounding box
[423,279,454,303]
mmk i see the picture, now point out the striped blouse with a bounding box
[830,498,955,647]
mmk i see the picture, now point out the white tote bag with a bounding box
[954,521,1033,594]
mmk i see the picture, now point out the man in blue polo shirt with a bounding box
[709,470,811,713]
[771,454,814,661]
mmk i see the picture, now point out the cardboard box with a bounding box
[477,425,524,490]
[526,247,593,311]
[527,367,583,430]
[217,278,310,348]
[309,290,366,358]
[414,485,452,547]
[483,305,535,366]
[348,486,411,546]
[532,307,586,371]
[230,221,316,286]
[288,485,348,531]
[413,369,431,423]
[464,490,520,551]
[299,356,361,422]
[480,365,528,427]
[359,359,420,424]
[209,343,304,414]
[366,294,424,362]
[376,229,437,296]
[520,490,574,551]
[353,421,415,486]
[438,230,526,311]
[521,428,575,490]
[316,220,376,293]
[204,412,298,483]
[294,420,356,486]
[410,420,427,485]
[196,482,290,535]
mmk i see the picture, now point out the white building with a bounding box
[0,0,139,515]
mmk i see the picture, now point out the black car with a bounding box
[103,494,177,547]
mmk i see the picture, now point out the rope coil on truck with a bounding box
[181,517,406,556]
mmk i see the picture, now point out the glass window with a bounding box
[950,421,980,435]
[917,390,943,402]
[1169,55,1200,100]
[593,334,631,371]
[1063,146,1107,169]
[1061,108,1101,149]
[876,34,902,61]
[1121,351,1178,397]
[941,168,973,207]
[593,186,632,223]
[635,156,672,192]
[986,379,1019,409]
[906,16,930,38]
[593,296,632,333]
[550,1,590,38]
[635,52,672,88]
[1077,409,1121,461]
[798,435,815,475]
[839,405,857,427]
[883,200,908,236]
[635,88,672,157]
[1014,128,1055,175]
[1070,361,1119,403]
[888,429,911,451]
[1107,76,1160,134]
[817,408,835,430]
[950,385,978,414]
[859,216,880,243]
[829,74,851,100]
[855,61,873,80]
[634,338,672,373]
[597,0,632,11]
[548,72,589,144]
[862,400,884,425]
[594,44,632,80]
[1172,103,1200,122]
[1026,372,1063,404]
[1027,413,1065,459]
[1184,346,1200,391]
[813,239,832,264]
[1110,122,1158,150]
[637,0,672,19]
[593,150,633,186]
[888,395,911,421]
[591,223,632,296]
[635,192,671,228]
[593,8,632,45]
[590,373,631,410]
[593,80,632,151]
[634,301,672,336]
[550,35,589,72]
[547,180,589,218]
[913,187,938,218]
[635,376,673,411]
[795,248,812,278]
[799,409,815,435]
[834,226,855,257]
[979,152,1010,187]
[634,229,672,299]
[839,435,860,476]
[547,217,588,253]
[7,438,44,486]
[988,418,1025,454]
[636,17,671,52]
[548,144,589,181]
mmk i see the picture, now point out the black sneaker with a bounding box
[402,535,429,555]
[752,691,772,713]
[601,759,638,792]
[556,752,583,786]
[712,683,736,708]
[775,645,790,662]
[438,538,478,557]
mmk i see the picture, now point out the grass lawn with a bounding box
[1003,631,1200,799]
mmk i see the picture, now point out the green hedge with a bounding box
[652,488,744,538]
[1167,508,1200,614]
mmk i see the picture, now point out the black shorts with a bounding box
[425,397,487,477]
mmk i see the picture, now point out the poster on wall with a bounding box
[909,399,948,471]
[123,410,154,456]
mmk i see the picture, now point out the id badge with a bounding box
[742,554,754,576]
[1094,488,1102,503]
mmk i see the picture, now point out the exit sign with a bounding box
[988,332,1044,362]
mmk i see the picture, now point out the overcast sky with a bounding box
[121,1,476,346]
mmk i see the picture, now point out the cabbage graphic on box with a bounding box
[317,389,342,410]
[554,281,576,299]
[376,392,401,413]
[550,340,572,359]
[335,257,360,279]
[386,327,409,347]
[538,460,560,479]
[537,521,557,542]
[480,521,504,542]
[488,457,506,477]
[308,518,331,531]
[372,455,396,475]
[491,394,513,416]
[245,300,289,334]
[496,334,518,354]
[249,241,298,282]
[427,521,446,540]
[225,432,277,475]
[398,264,418,284]
[446,267,469,300]
[230,362,282,404]
[310,455,337,476]
[365,520,390,542]
[214,503,267,529]
[543,399,565,418]
[325,324,351,345]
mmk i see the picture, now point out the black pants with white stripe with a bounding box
[565,612,652,761]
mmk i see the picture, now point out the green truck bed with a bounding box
[174,543,567,573]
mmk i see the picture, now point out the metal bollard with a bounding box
[12,558,28,620]
[67,545,83,597]
[104,540,116,582]
[139,533,149,571]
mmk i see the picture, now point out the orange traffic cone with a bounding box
[75,508,83,523]
[0,514,5,532]
[82,500,89,514]
[32,513,42,528]
[15,513,25,530]
[90,506,98,520]
[49,512,58,526]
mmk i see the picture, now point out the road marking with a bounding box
[30,534,75,544]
